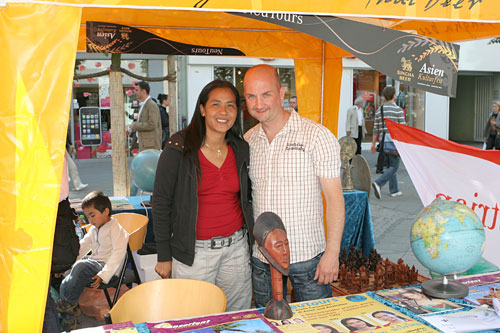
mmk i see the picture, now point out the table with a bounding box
[340,190,375,256]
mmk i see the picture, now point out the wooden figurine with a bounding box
[253,212,293,320]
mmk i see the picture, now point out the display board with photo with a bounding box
[375,287,463,315]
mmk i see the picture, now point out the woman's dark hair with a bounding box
[340,317,375,331]
[311,323,338,333]
[182,80,242,177]
[158,93,168,104]
[372,310,407,321]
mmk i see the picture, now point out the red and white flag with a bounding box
[386,119,500,267]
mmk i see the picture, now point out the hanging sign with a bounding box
[86,21,245,56]
[236,13,459,97]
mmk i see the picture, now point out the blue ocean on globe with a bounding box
[130,149,161,193]
[410,199,485,275]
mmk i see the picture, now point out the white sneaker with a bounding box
[390,191,403,197]
[75,184,88,191]
[372,182,381,199]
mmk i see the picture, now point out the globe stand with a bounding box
[422,275,468,299]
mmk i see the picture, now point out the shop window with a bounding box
[353,69,424,143]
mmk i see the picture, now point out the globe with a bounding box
[411,199,485,276]
[130,149,161,193]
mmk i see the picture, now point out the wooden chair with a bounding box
[105,279,227,324]
[99,213,149,308]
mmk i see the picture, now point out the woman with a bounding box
[152,80,254,311]
[372,310,408,325]
[484,101,500,150]
[340,317,380,332]
[400,289,461,313]
[157,93,170,147]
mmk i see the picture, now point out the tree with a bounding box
[74,53,176,195]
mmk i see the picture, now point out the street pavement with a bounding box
[69,147,428,329]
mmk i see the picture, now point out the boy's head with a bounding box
[82,190,112,228]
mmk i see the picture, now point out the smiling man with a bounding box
[243,64,345,307]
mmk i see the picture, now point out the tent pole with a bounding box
[320,41,325,125]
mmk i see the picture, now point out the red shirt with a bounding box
[196,145,244,240]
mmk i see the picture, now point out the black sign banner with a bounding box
[86,22,245,56]
[236,13,459,97]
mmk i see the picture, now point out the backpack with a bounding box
[52,199,80,274]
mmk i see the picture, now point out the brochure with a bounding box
[375,287,463,315]
[146,310,279,332]
[455,271,500,287]
[422,307,500,333]
[272,294,437,332]
[103,321,138,332]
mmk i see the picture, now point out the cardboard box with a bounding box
[131,251,157,268]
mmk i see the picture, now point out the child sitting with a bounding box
[56,190,129,316]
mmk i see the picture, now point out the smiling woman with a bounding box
[152,80,255,312]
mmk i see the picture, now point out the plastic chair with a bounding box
[99,213,149,308]
[105,279,227,324]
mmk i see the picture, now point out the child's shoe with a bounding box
[61,314,79,332]
[56,299,81,316]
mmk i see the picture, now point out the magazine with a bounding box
[455,271,500,287]
[375,287,463,315]
[272,294,437,332]
[422,307,500,333]
[146,310,279,332]
[103,321,138,332]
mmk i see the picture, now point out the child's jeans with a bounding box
[60,259,106,305]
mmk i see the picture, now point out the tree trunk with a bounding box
[168,55,178,135]
[109,53,129,196]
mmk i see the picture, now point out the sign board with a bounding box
[86,21,245,56]
[237,14,459,97]
[79,107,102,146]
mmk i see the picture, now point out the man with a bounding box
[345,96,367,155]
[243,64,345,307]
[130,81,162,151]
[370,86,406,199]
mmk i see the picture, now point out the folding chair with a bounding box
[99,213,149,308]
[105,279,226,324]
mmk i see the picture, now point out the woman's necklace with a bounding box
[204,142,224,158]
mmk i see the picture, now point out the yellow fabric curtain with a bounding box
[9,0,500,21]
[0,3,81,332]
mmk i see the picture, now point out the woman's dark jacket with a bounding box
[152,130,254,266]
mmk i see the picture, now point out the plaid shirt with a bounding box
[244,110,341,264]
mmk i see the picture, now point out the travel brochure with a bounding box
[375,287,463,315]
[145,295,436,332]
[271,294,436,332]
[422,307,500,333]
[145,310,279,332]
[455,271,500,307]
